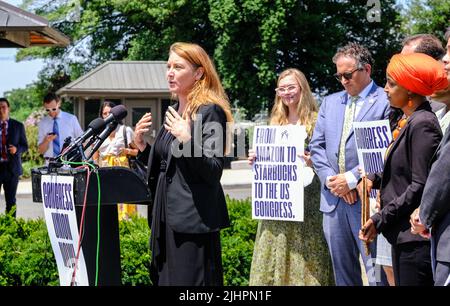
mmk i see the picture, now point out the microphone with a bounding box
[58,118,106,158]
[56,105,128,163]
[86,121,119,160]
[81,105,128,150]
[103,105,128,125]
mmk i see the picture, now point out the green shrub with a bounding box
[0,197,257,286]
[119,216,152,286]
[23,124,44,164]
[21,124,45,179]
[0,213,58,286]
[221,196,257,286]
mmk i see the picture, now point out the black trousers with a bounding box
[0,162,19,218]
[391,241,434,286]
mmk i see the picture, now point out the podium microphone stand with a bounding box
[32,152,151,286]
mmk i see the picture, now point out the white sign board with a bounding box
[41,175,89,286]
[353,120,392,207]
[251,125,306,222]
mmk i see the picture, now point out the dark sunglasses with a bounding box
[45,108,58,112]
[334,67,363,82]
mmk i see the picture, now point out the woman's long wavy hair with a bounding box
[270,68,318,137]
[169,42,233,153]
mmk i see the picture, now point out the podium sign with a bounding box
[41,174,89,286]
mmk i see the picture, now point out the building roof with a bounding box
[57,61,170,97]
[0,0,70,47]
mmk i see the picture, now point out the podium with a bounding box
[31,166,152,286]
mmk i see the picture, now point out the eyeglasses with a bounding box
[45,108,58,112]
[334,67,363,82]
[275,85,298,95]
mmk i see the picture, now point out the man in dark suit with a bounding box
[0,98,28,218]
[415,125,450,286]
[411,32,450,286]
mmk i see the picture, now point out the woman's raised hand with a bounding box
[134,112,152,151]
[164,106,191,143]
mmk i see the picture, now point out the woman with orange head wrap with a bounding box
[358,53,448,286]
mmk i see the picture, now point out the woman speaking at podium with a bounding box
[134,42,233,286]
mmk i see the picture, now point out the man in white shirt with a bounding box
[38,93,83,159]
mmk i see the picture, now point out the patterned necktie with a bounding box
[1,121,7,160]
[52,118,60,156]
[338,95,359,173]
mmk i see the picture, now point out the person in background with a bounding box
[309,42,390,286]
[93,101,139,221]
[430,28,450,134]
[247,68,334,286]
[134,42,233,286]
[359,52,447,286]
[401,33,446,112]
[38,93,83,161]
[0,98,28,218]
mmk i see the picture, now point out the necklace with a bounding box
[392,116,408,141]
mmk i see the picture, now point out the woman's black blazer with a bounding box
[146,103,230,234]
[370,102,442,245]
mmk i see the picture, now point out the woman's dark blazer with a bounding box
[146,103,230,234]
[370,102,442,245]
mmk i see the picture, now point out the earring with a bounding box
[407,93,413,107]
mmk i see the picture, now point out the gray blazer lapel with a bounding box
[347,83,379,141]
[432,127,450,160]
[355,83,379,122]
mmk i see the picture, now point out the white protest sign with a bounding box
[353,120,392,208]
[41,175,89,286]
[251,125,306,222]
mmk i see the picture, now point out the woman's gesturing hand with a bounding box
[134,112,152,151]
[164,106,191,143]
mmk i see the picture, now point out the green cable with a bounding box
[60,158,101,286]
[95,169,101,286]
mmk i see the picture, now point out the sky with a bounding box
[0,0,411,97]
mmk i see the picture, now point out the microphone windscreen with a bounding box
[110,105,128,121]
[87,117,107,133]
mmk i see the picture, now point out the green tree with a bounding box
[403,0,450,40]
[210,0,402,115]
[4,84,42,122]
[16,0,402,118]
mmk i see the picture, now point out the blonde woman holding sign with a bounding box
[248,68,334,286]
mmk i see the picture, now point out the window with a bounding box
[84,99,100,130]
[132,107,151,127]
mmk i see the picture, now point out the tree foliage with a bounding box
[404,0,450,41]
[16,0,402,118]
